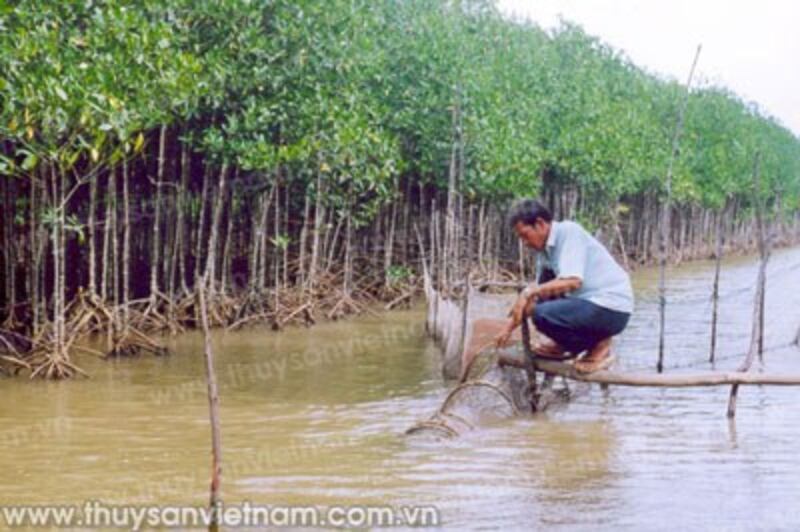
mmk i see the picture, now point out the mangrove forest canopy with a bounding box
[0,0,799,377]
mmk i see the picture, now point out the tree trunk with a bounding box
[203,163,229,290]
[221,185,234,294]
[88,171,98,297]
[151,125,167,298]
[344,210,353,296]
[2,177,14,321]
[177,143,190,294]
[283,172,289,289]
[298,183,311,288]
[384,184,398,288]
[122,156,131,326]
[307,167,324,290]
[195,162,213,284]
[249,177,275,295]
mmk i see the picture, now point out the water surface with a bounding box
[2,247,799,530]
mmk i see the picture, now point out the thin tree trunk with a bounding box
[107,163,119,348]
[298,184,311,288]
[477,200,486,273]
[29,171,38,333]
[307,160,324,290]
[613,204,630,271]
[344,210,353,296]
[2,177,14,321]
[151,125,167,299]
[203,163,229,291]
[250,177,275,294]
[384,185,398,287]
[444,100,459,289]
[401,177,411,265]
[49,165,66,365]
[195,162,212,283]
[283,173,289,289]
[122,156,131,327]
[88,172,98,296]
[325,214,344,275]
[259,187,270,292]
[221,186,234,294]
[177,143,190,294]
[49,166,60,349]
[273,178,281,296]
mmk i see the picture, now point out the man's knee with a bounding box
[532,303,555,332]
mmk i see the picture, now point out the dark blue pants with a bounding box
[532,298,630,355]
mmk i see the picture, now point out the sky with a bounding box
[496,0,800,137]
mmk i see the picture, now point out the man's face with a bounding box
[514,219,550,251]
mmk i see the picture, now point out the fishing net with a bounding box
[406,347,529,440]
[426,282,518,379]
[410,280,583,440]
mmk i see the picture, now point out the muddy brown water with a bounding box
[1,247,799,529]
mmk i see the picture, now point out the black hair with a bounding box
[506,199,552,228]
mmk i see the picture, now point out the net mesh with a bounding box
[409,280,582,440]
[406,346,532,440]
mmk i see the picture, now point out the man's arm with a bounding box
[494,277,582,347]
[531,276,582,300]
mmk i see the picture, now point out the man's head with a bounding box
[507,199,552,251]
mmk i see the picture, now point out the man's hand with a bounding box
[494,285,537,348]
[511,284,537,325]
[494,321,515,348]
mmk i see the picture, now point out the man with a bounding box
[495,199,633,373]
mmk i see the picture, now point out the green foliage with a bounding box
[386,264,415,285]
[1,0,798,218]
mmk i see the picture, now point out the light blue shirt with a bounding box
[536,221,634,314]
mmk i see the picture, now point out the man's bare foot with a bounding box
[574,337,615,373]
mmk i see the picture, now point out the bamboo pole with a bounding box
[527,358,800,387]
[658,44,701,373]
[515,317,800,389]
[197,280,222,530]
[728,152,769,418]
[709,210,724,363]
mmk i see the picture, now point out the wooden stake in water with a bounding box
[709,211,724,363]
[728,152,770,419]
[198,280,223,529]
[658,44,702,373]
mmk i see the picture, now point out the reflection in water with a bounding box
[0,247,799,529]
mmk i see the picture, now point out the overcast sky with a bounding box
[496,0,800,137]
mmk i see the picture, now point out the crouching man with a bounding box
[495,199,633,373]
